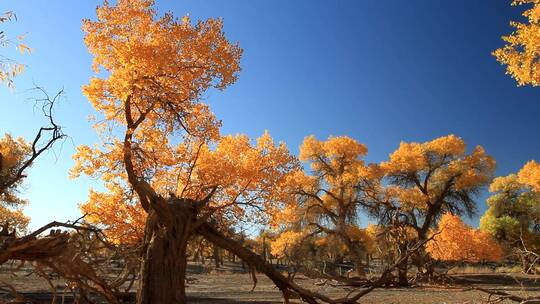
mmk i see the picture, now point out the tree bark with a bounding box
[354,257,366,278]
[397,260,408,286]
[521,254,535,274]
[396,243,409,286]
[136,203,194,304]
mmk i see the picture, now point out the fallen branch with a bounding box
[198,222,438,304]
[467,286,540,303]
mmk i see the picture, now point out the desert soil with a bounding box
[1,262,539,303]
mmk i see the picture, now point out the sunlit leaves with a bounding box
[518,160,540,192]
[270,230,305,258]
[0,134,31,230]
[0,11,28,88]
[428,213,503,262]
[381,135,495,213]
[494,0,540,86]
[480,161,540,253]
[272,135,371,260]
[81,0,242,138]
[73,132,297,242]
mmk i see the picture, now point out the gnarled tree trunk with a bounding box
[396,243,409,286]
[136,202,195,304]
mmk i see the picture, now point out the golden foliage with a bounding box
[428,213,503,262]
[79,185,145,245]
[74,132,297,243]
[270,230,305,258]
[480,161,540,252]
[273,135,371,260]
[0,11,28,87]
[81,0,241,139]
[72,0,274,244]
[493,0,540,86]
[0,134,31,231]
[381,135,495,211]
[518,160,540,192]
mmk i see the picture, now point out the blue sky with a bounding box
[0,1,539,230]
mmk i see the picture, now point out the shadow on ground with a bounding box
[453,273,540,288]
[1,293,278,304]
[188,297,277,304]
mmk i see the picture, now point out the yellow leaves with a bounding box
[181,132,297,208]
[518,160,540,192]
[0,134,30,176]
[381,142,426,174]
[82,0,242,133]
[453,146,496,190]
[481,161,540,250]
[324,136,368,160]
[300,135,367,165]
[298,135,368,193]
[494,0,540,86]
[426,134,466,156]
[427,213,503,262]
[382,135,467,175]
[489,174,520,193]
[385,186,426,210]
[0,11,29,88]
[73,131,297,243]
[0,134,31,231]
[80,186,145,245]
[488,160,539,194]
[17,43,31,54]
[270,230,305,258]
[381,135,495,212]
[344,225,376,253]
[0,205,29,233]
[70,142,125,182]
[75,0,248,242]
[270,203,301,228]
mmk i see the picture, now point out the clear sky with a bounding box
[0,1,539,230]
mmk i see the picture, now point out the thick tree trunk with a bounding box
[354,257,366,278]
[396,260,408,286]
[396,243,409,286]
[411,233,435,279]
[136,205,194,304]
[213,245,220,269]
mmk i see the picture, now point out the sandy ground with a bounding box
[184,272,540,304]
[1,262,540,303]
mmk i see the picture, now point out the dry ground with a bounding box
[185,272,540,304]
[1,262,540,303]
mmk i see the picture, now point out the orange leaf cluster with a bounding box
[494,0,540,86]
[428,213,503,262]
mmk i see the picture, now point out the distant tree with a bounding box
[480,161,540,273]
[276,135,375,277]
[428,213,503,263]
[365,135,496,280]
[493,0,540,86]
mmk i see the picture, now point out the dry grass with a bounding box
[446,264,531,274]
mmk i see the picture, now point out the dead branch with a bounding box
[0,87,66,195]
[198,222,438,304]
[0,219,124,304]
